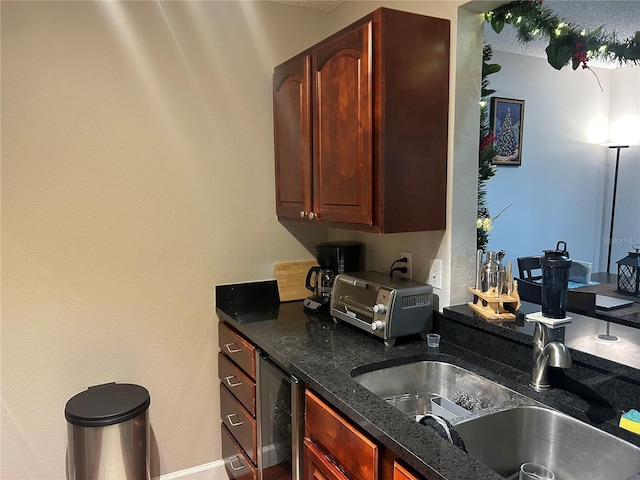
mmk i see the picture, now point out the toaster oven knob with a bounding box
[373,304,387,314]
[371,320,385,331]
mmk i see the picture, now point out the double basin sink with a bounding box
[351,359,640,480]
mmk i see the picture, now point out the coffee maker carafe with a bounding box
[303,241,362,312]
[305,266,335,300]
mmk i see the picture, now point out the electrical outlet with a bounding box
[429,258,443,289]
[400,251,412,279]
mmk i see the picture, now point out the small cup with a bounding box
[426,333,441,348]
[519,463,554,480]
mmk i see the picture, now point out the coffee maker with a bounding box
[304,241,363,312]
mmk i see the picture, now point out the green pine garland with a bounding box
[477,46,500,250]
[485,0,640,70]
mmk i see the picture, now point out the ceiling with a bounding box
[273,1,640,69]
[273,0,344,13]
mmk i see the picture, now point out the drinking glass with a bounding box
[426,333,440,348]
[519,463,554,480]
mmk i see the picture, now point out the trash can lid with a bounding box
[65,382,150,427]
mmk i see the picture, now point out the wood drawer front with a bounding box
[222,424,257,480]
[218,352,256,416]
[303,437,349,480]
[220,384,257,463]
[393,461,421,480]
[219,321,256,378]
[305,389,378,480]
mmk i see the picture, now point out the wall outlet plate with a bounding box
[400,251,412,279]
[429,258,443,289]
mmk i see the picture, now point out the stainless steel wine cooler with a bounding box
[256,353,303,480]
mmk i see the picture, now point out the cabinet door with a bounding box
[303,438,349,480]
[274,55,312,220]
[312,21,373,226]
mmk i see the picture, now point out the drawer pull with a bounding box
[228,455,245,471]
[224,343,243,354]
[224,375,242,388]
[226,413,244,427]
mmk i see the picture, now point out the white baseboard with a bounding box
[155,460,226,480]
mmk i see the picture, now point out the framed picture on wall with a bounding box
[490,97,525,166]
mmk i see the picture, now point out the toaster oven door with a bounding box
[330,277,392,339]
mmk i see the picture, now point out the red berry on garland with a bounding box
[573,42,588,68]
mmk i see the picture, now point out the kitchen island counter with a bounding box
[216,281,640,480]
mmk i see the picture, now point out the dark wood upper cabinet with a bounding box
[312,21,373,226]
[273,8,450,234]
[274,55,312,220]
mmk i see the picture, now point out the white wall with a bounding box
[1,1,484,478]
[606,67,640,269]
[1,2,328,478]
[484,51,640,273]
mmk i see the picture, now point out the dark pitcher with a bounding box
[541,241,572,318]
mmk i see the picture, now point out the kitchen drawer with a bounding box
[218,351,256,416]
[303,437,349,480]
[219,321,256,378]
[220,383,257,463]
[393,461,421,480]
[222,424,257,480]
[305,389,378,480]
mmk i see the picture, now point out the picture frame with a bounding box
[490,97,525,166]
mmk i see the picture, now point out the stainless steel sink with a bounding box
[455,405,640,480]
[351,360,522,419]
[353,359,640,480]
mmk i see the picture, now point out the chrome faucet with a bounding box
[530,321,572,391]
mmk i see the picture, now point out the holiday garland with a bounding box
[485,0,640,70]
[477,45,499,250]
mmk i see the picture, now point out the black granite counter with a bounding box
[216,281,640,480]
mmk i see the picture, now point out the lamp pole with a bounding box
[606,145,629,274]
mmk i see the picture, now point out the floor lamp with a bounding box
[605,144,630,274]
[599,144,629,342]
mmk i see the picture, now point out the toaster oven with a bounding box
[330,271,433,346]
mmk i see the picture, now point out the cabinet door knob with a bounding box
[226,413,244,427]
[309,211,315,220]
[224,375,242,388]
[228,456,245,471]
[299,210,306,218]
[224,343,242,354]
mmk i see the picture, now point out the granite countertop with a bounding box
[216,281,640,480]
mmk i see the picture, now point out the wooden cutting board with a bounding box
[274,260,318,302]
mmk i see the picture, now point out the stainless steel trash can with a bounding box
[65,383,150,480]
